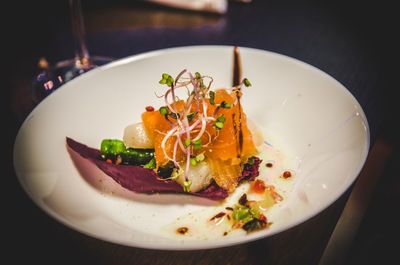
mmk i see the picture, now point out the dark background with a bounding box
[4,1,399,264]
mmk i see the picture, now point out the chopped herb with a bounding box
[232,205,253,223]
[159,106,169,116]
[209,91,215,105]
[220,101,231,109]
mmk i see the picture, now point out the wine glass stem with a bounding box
[70,0,90,65]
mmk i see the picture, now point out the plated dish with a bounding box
[13,46,369,250]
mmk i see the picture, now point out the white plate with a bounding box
[13,45,369,250]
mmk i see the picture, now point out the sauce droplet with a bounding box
[176,227,189,235]
[266,162,273,168]
[282,171,292,179]
[145,105,155,112]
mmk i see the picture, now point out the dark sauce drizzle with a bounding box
[233,47,244,158]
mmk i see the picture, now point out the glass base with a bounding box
[32,55,113,103]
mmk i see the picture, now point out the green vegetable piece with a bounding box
[190,157,197,166]
[195,72,201,79]
[232,205,253,223]
[162,73,170,79]
[122,148,155,166]
[100,139,126,156]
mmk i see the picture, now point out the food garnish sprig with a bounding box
[158,70,251,192]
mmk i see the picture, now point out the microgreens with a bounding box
[159,106,169,116]
[209,91,215,105]
[220,101,232,109]
[187,112,197,122]
[193,139,202,150]
[159,73,174,87]
[184,138,191,147]
[243,78,251,87]
[183,180,192,192]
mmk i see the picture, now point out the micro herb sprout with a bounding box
[157,70,250,192]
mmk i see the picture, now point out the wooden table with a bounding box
[5,1,398,264]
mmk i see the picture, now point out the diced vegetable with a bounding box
[101,139,126,156]
[100,139,154,166]
[121,148,154,165]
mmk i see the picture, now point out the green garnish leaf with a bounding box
[195,72,201,79]
[209,91,215,105]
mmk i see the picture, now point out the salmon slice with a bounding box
[141,89,258,191]
[208,158,241,192]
